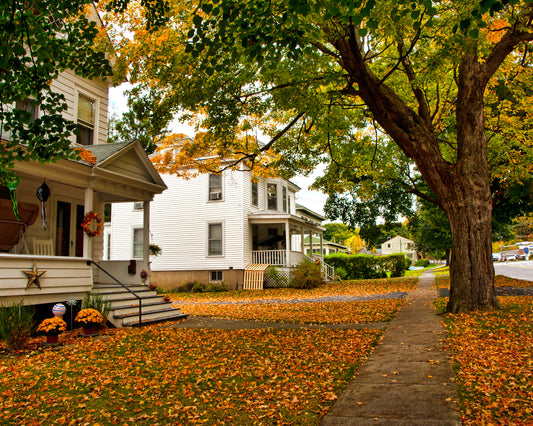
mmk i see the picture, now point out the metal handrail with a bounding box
[87,260,142,327]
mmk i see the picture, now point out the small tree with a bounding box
[291,260,325,289]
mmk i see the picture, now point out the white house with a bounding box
[304,236,350,256]
[380,235,418,263]
[0,6,181,327]
[109,167,333,289]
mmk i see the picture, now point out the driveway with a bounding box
[494,260,533,281]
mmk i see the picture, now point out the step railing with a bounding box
[87,260,142,327]
[306,254,335,281]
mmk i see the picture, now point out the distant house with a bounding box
[380,235,418,263]
[109,168,335,289]
[304,236,349,256]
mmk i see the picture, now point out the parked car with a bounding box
[503,254,517,261]
[492,253,501,261]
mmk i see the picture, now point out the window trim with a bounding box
[132,227,143,259]
[75,91,98,146]
[209,270,224,282]
[207,222,224,257]
[267,183,278,211]
[208,174,223,202]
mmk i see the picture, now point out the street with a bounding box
[493,260,533,281]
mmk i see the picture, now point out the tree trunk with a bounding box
[444,184,499,313]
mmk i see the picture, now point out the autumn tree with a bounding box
[104,0,533,313]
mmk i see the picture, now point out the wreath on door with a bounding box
[81,211,103,237]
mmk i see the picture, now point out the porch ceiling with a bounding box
[248,212,324,232]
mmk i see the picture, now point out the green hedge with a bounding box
[324,253,408,280]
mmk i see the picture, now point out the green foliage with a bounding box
[191,283,206,293]
[415,259,430,267]
[82,294,111,321]
[325,253,408,280]
[149,244,162,257]
[266,267,290,288]
[323,223,357,244]
[290,260,325,289]
[0,302,35,351]
[0,0,113,185]
[205,282,229,292]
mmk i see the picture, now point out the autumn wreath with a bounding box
[81,211,103,237]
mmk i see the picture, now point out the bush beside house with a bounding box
[325,253,409,280]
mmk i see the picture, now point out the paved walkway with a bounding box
[321,271,461,425]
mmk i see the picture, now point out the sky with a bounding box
[108,85,329,216]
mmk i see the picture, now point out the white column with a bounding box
[83,188,94,258]
[320,232,324,258]
[143,200,150,268]
[300,226,304,254]
[309,228,313,257]
[285,221,290,267]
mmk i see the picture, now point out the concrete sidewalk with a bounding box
[322,271,461,425]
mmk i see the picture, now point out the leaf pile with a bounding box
[181,298,405,324]
[0,326,382,424]
[444,296,533,425]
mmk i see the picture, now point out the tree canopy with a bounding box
[104,0,533,312]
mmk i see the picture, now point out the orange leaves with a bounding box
[74,148,97,165]
[444,296,533,425]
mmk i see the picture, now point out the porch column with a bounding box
[285,220,290,267]
[320,232,324,258]
[300,226,304,255]
[83,188,94,258]
[143,201,150,268]
[309,228,313,257]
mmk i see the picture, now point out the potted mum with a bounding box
[37,316,67,344]
[75,308,104,336]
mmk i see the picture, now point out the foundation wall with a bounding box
[151,269,245,291]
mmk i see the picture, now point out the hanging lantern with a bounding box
[36,182,50,230]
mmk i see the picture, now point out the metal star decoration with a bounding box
[23,262,46,289]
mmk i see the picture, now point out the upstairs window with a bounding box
[267,183,277,210]
[282,186,287,212]
[77,93,95,145]
[251,181,258,206]
[209,174,223,201]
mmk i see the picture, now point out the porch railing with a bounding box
[252,250,286,266]
[307,254,335,282]
[87,260,142,327]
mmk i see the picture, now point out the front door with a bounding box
[55,201,84,257]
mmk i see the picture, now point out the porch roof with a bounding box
[248,211,325,232]
[15,141,167,202]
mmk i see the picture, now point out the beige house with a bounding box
[380,235,418,263]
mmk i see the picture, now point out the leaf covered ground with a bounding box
[0,326,382,425]
[441,295,533,425]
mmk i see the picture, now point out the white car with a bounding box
[492,253,501,261]
[504,254,517,261]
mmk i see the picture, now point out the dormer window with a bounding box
[77,93,95,145]
[267,183,277,210]
[209,174,223,201]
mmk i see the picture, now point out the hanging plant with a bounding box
[81,211,103,237]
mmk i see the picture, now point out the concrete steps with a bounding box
[90,283,188,328]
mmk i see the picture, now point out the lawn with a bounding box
[435,274,533,425]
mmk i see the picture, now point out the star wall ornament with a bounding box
[23,262,46,289]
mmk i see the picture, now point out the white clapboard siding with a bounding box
[0,255,92,305]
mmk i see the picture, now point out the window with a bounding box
[288,194,291,214]
[210,271,223,282]
[209,174,223,200]
[133,228,143,258]
[282,186,287,212]
[251,181,258,206]
[267,183,277,210]
[208,223,223,256]
[77,93,95,145]
[16,98,38,123]
[133,202,144,211]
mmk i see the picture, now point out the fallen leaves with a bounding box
[0,326,383,425]
[443,296,533,425]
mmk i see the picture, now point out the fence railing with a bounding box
[252,250,286,266]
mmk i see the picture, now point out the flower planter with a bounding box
[46,334,59,344]
[82,326,98,336]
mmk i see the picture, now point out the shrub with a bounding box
[177,282,200,293]
[291,259,325,289]
[324,253,408,279]
[0,302,34,351]
[415,259,430,267]
[82,293,111,320]
[205,282,228,292]
[265,267,289,288]
[191,283,206,293]
[334,266,348,280]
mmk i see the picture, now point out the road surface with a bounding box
[494,260,533,282]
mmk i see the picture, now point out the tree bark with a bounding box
[332,29,500,312]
